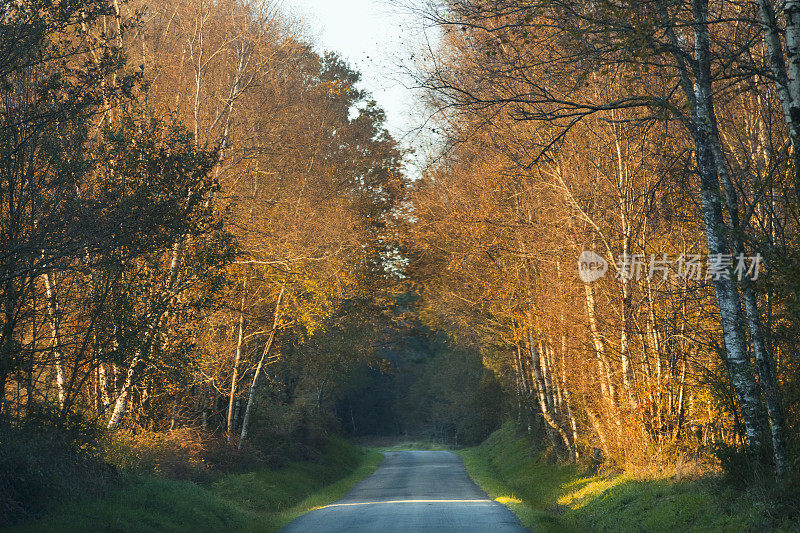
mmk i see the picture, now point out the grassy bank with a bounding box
[9,437,382,533]
[459,423,797,532]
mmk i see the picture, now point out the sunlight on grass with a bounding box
[495,496,522,504]
[557,475,625,508]
[459,423,797,533]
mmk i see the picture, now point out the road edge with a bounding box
[456,448,540,533]
[272,448,385,532]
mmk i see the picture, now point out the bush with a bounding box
[712,442,774,487]
[105,428,267,481]
[0,420,116,526]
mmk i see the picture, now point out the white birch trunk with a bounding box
[613,125,639,411]
[42,272,66,409]
[98,363,111,409]
[784,0,800,185]
[756,0,799,147]
[584,283,616,405]
[107,241,183,429]
[527,325,575,461]
[238,285,284,450]
[688,0,767,448]
[559,335,580,459]
[742,286,788,477]
[227,287,247,440]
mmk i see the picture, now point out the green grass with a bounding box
[459,423,798,532]
[215,437,384,530]
[9,437,383,533]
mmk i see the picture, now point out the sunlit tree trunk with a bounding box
[584,283,615,406]
[586,405,611,459]
[42,272,66,409]
[559,335,579,459]
[526,318,575,461]
[687,0,767,449]
[98,363,111,410]
[613,128,639,412]
[227,285,247,441]
[674,354,687,440]
[108,241,183,429]
[239,285,284,450]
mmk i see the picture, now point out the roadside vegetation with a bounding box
[5,432,381,532]
[461,423,797,532]
[4,0,800,529]
[372,441,453,453]
[0,0,399,527]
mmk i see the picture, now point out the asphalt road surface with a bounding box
[282,450,525,533]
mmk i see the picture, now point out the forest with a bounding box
[1,0,800,531]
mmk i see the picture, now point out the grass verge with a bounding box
[8,437,382,533]
[459,423,797,532]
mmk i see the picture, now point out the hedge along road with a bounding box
[282,450,525,533]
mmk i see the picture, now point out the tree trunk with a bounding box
[707,84,789,476]
[559,336,580,459]
[527,323,575,461]
[675,355,687,439]
[238,285,284,450]
[613,126,639,411]
[757,0,800,203]
[42,272,66,409]
[586,405,611,459]
[516,341,533,433]
[742,285,788,477]
[227,286,247,441]
[98,363,111,410]
[107,240,183,429]
[688,0,767,448]
[584,283,616,405]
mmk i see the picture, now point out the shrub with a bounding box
[105,428,266,481]
[0,419,116,526]
[712,442,773,487]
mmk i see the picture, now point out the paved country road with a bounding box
[282,450,525,533]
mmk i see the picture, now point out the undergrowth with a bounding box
[6,434,382,532]
[460,422,798,532]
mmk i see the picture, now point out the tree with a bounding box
[408,0,794,477]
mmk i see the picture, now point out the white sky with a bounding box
[286,0,435,157]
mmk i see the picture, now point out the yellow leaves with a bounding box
[322,79,349,98]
